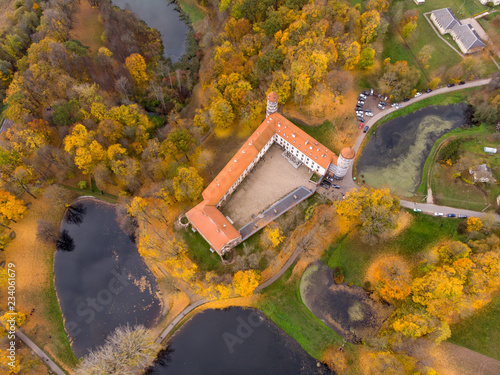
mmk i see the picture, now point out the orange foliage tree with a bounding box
[368,256,411,303]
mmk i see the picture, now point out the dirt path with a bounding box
[17,331,66,375]
[432,342,500,375]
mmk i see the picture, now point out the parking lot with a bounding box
[354,92,390,126]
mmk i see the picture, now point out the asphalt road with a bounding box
[342,78,500,222]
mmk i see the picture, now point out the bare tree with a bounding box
[76,325,161,375]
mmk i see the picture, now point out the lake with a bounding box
[145,308,329,375]
[112,0,189,62]
[53,197,162,358]
[356,103,466,197]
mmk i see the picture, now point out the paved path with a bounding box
[17,330,66,375]
[342,79,500,222]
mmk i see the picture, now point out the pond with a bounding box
[111,0,189,62]
[356,103,466,197]
[145,308,329,375]
[53,197,162,358]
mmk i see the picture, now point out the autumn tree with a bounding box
[233,270,261,297]
[64,124,106,175]
[161,128,195,161]
[368,256,411,303]
[322,347,348,374]
[340,41,361,70]
[466,217,483,233]
[173,167,204,201]
[76,325,161,375]
[378,60,419,101]
[260,223,285,249]
[125,53,149,87]
[0,191,26,229]
[334,187,400,242]
[357,47,375,70]
[360,10,380,44]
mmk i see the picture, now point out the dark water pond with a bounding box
[357,103,466,197]
[112,0,189,62]
[53,197,162,358]
[145,308,329,375]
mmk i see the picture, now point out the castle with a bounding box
[186,93,355,256]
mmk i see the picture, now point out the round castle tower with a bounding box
[266,91,279,117]
[334,147,355,179]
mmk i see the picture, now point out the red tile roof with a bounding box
[186,113,339,255]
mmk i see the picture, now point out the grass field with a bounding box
[257,266,361,372]
[178,0,205,23]
[326,211,463,286]
[448,292,500,360]
[294,119,339,153]
[429,130,500,210]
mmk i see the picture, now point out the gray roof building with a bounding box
[430,8,486,54]
[431,8,459,31]
[453,23,486,51]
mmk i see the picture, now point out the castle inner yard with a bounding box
[221,144,314,229]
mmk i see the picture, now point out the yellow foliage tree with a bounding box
[0,191,27,228]
[466,217,483,233]
[260,224,285,249]
[173,167,204,201]
[322,347,348,373]
[233,270,261,297]
[369,256,411,303]
[125,53,149,87]
[0,311,26,331]
[0,350,20,375]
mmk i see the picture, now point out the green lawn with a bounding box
[178,0,205,23]
[448,293,500,360]
[257,266,361,369]
[181,226,224,272]
[326,212,463,286]
[429,129,500,210]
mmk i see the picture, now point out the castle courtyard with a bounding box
[221,144,315,229]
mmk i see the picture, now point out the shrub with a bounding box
[78,181,88,190]
[333,266,344,284]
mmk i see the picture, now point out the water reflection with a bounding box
[56,229,75,252]
[65,202,87,225]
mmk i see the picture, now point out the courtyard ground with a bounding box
[221,144,315,228]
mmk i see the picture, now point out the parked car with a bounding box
[426,89,432,93]
[396,104,402,109]
[379,101,386,106]
[457,214,467,219]
[414,92,422,97]
[358,100,364,104]
[459,81,465,85]
[370,89,374,96]
[403,98,411,102]
[363,125,369,133]
[357,117,365,122]
[434,212,444,216]
[359,94,367,100]
[447,83,455,87]
[377,104,385,109]
[447,213,456,217]
[365,112,374,117]
[391,103,399,108]
[320,183,329,189]
[362,91,370,96]
[359,122,364,129]
[413,208,422,213]
[326,176,334,182]
[323,179,331,186]
[332,184,341,189]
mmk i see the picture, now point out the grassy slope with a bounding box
[326,212,462,286]
[448,292,500,361]
[178,0,205,24]
[257,267,361,373]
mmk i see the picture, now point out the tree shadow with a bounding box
[143,346,174,374]
[56,229,75,252]
[65,202,87,225]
